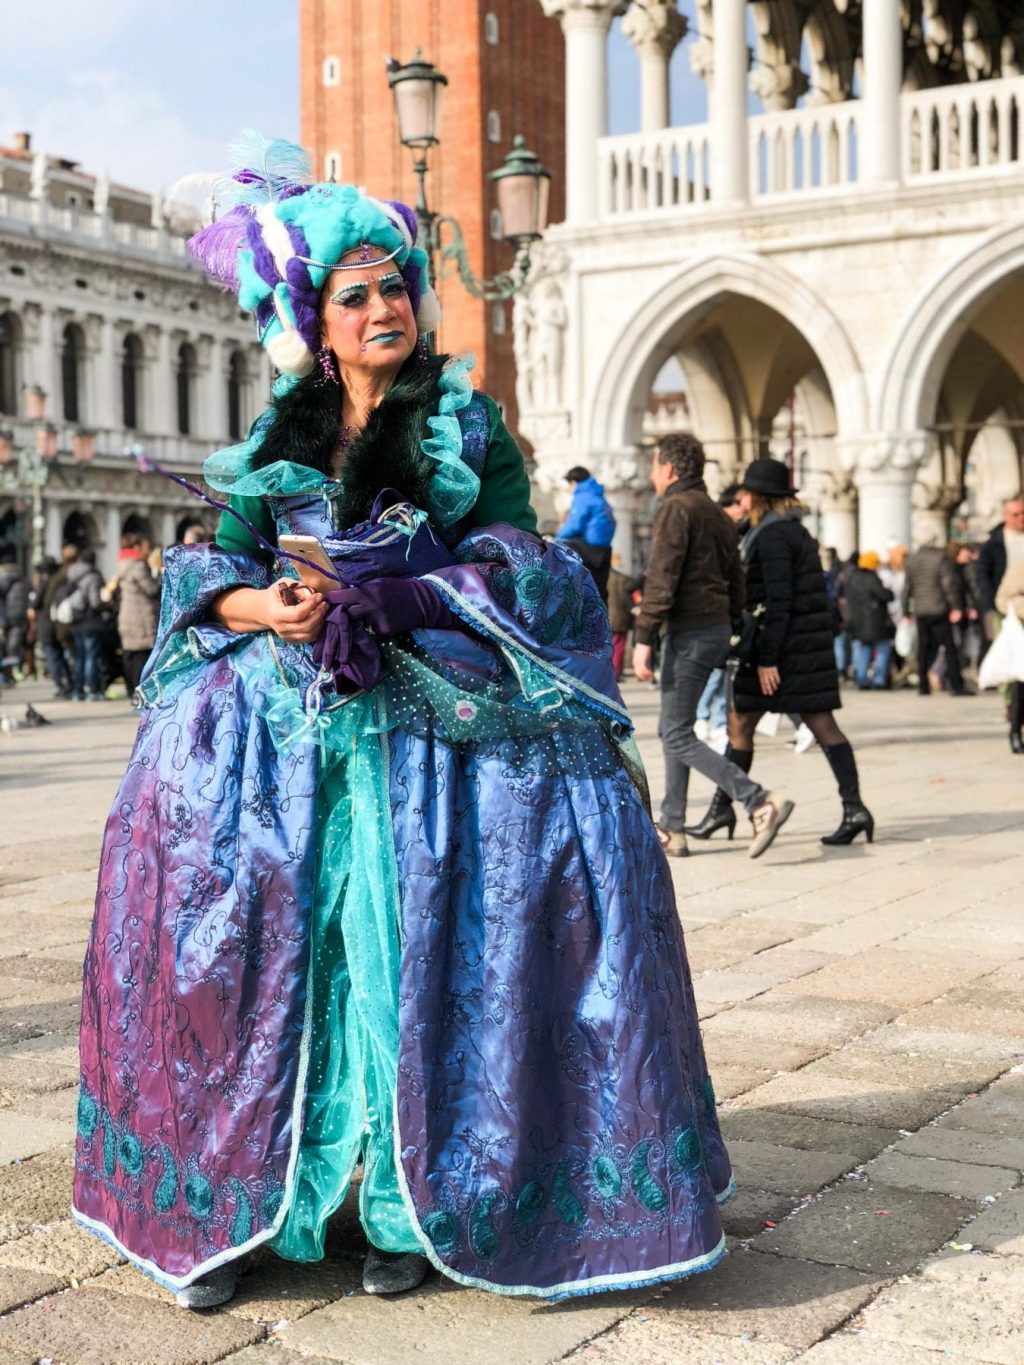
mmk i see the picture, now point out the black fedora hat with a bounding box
[738,458,799,497]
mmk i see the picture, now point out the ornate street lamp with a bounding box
[386,53,552,303]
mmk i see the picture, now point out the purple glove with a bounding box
[311,608,383,693]
[322,577,455,637]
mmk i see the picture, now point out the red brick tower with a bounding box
[299,0,566,439]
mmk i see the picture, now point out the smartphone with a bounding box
[277,534,342,592]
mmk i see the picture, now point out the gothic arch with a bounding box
[878,221,1024,433]
[588,251,867,453]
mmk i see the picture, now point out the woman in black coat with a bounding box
[687,459,874,846]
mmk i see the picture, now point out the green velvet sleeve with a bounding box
[214,494,277,566]
[472,394,538,534]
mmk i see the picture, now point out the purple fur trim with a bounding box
[401,261,423,319]
[385,199,419,246]
[248,223,282,291]
[187,206,253,288]
[254,298,276,337]
[283,257,320,352]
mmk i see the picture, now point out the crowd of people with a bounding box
[0,523,208,701]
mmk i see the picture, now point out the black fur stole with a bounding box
[253,353,450,525]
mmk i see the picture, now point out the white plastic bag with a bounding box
[978,607,1024,689]
[894,617,916,658]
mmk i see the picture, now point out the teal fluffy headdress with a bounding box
[189,131,441,378]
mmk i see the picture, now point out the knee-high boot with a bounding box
[820,741,874,845]
[683,746,752,840]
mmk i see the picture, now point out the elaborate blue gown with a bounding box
[73,366,733,1298]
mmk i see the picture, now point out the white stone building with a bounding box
[0,134,269,576]
[519,0,1024,567]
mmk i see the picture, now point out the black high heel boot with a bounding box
[683,746,751,841]
[820,741,875,846]
[1010,683,1023,754]
[821,802,875,845]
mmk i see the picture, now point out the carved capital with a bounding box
[622,1,688,58]
[750,61,809,111]
[840,431,936,478]
[539,0,628,26]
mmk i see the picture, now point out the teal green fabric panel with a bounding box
[271,700,419,1260]
[214,494,277,565]
[474,396,538,534]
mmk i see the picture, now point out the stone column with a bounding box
[104,504,123,578]
[44,500,64,558]
[541,0,627,223]
[711,0,749,204]
[622,1,687,132]
[818,481,859,559]
[597,447,644,572]
[207,338,230,442]
[845,432,932,552]
[161,509,178,548]
[34,307,60,410]
[94,317,119,432]
[148,327,175,435]
[861,0,903,185]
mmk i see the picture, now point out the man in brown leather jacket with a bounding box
[633,434,792,859]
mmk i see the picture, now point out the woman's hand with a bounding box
[757,664,781,697]
[213,581,328,642]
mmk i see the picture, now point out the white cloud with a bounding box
[0,68,226,192]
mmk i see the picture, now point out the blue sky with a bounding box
[0,2,711,193]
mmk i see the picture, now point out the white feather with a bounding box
[266,328,315,376]
[256,203,297,279]
[417,286,442,334]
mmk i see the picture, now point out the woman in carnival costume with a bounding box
[73,134,733,1308]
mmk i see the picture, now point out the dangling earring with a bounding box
[315,346,338,387]
[416,336,430,364]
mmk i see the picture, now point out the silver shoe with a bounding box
[175,1263,238,1310]
[362,1246,430,1295]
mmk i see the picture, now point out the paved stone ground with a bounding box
[0,677,1021,1365]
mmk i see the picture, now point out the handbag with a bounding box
[729,604,764,666]
[978,606,1024,688]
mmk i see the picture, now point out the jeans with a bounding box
[833,631,850,674]
[852,640,893,689]
[42,636,72,694]
[696,667,728,730]
[73,630,103,698]
[659,625,766,830]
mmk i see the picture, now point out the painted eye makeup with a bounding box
[329,273,408,309]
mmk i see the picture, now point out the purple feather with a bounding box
[385,199,420,246]
[187,205,253,287]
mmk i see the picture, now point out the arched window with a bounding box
[487,110,502,143]
[176,342,196,435]
[325,150,342,181]
[323,55,340,87]
[62,323,85,423]
[0,312,21,415]
[227,350,247,440]
[122,333,143,430]
[484,12,500,44]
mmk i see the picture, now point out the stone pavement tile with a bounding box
[935,1072,1024,1138]
[0,1048,79,1096]
[0,1266,64,1313]
[655,1247,885,1351]
[684,919,811,974]
[710,1065,776,1101]
[0,998,81,1048]
[804,1027,1014,1096]
[795,1334,970,1364]
[0,1219,123,1281]
[855,1251,1024,1363]
[14,940,88,964]
[279,1276,643,1365]
[0,1286,265,1365]
[732,1069,962,1131]
[962,1189,1024,1255]
[893,1125,1024,1172]
[719,1113,897,1164]
[726,1141,858,1199]
[0,871,100,917]
[793,893,958,957]
[0,1109,77,1164]
[720,1189,801,1240]
[862,1151,1018,1200]
[754,1179,969,1275]
[701,996,896,1074]
[0,953,84,985]
[899,997,1024,1044]
[218,1346,338,1365]
[773,949,984,1009]
[0,914,86,955]
[4,1085,77,1124]
[0,1348,36,1365]
[0,835,103,884]
[898,913,1024,967]
[2,976,81,1007]
[581,1318,795,1364]
[227,1255,363,1325]
[0,1146,72,1242]
[695,951,840,1006]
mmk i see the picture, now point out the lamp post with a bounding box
[0,387,94,567]
[386,52,552,302]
